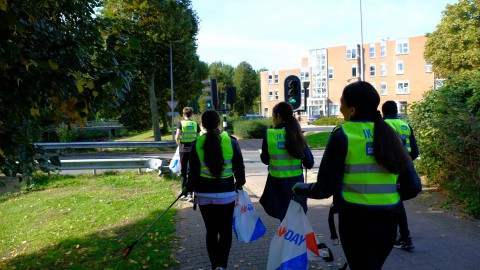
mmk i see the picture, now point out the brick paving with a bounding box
[169,172,480,270]
[168,139,480,270]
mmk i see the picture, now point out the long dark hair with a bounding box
[342,81,410,173]
[273,102,306,159]
[201,110,224,178]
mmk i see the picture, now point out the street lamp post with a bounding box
[359,0,365,81]
[170,44,175,140]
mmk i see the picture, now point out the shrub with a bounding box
[409,72,480,218]
[55,123,78,142]
[313,117,345,126]
[233,118,271,139]
[226,115,246,134]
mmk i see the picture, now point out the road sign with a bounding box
[167,101,178,110]
[167,112,180,116]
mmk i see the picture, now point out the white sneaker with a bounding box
[187,195,194,203]
[179,195,187,200]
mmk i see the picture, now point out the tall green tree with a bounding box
[203,62,234,111]
[0,0,130,176]
[233,61,260,115]
[101,0,201,140]
[424,0,480,78]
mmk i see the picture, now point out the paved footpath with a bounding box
[169,172,480,270]
[168,138,480,269]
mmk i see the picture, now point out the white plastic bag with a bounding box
[168,146,181,174]
[232,190,266,243]
[266,199,320,270]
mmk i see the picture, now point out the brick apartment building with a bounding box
[260,35,442,121]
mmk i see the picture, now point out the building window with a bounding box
[396,39,409,54]
[268,74,273,84]
[370,64,376,77]
[300,71,309,81]
[268,90,273,101]
[346,47,357,59]
[434,78,446,89]
[274,73,279,84]
[381,82,387,95]
[275,90,279,100]
[399,101,408,115]
[370,82,376,90]
[329,103,339,116]
[264,107,269,118]
[397,81,410,94]
[425,61,432,73]
[380,42,386,57]
[351,65,358,77]
[380,63,387,76]
[369,43,375,58]
[328,67,334,79]
[396,60,404,74]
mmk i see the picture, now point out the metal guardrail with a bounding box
[45,121,125,132]
[34,141,177,150]
[34,141,176,175]
[47,158,170,175]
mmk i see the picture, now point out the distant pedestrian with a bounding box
[382,100,420,250]
[185,109,246,270]
[293,81,421,269]
[259,101,314,221]
[175,107,200,202]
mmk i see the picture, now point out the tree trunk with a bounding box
[149,70,161,141]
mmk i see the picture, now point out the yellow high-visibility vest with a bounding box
[266,129,302,178]
[341,121,400,206]
[196,132,233,178]
[180,120,198,143]
[384,119,412,153]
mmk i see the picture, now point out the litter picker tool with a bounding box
[119,193,182,258]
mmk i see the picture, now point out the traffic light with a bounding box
[284,75,302,110]
[202,77,218,110]
[227,86,236,106]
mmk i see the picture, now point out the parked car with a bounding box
[307,115,321,125]
[243,114,264,119]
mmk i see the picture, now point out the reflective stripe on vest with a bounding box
[180,120,198,143]
[384,119,412,153]
[341,121,400,206]
[196,132,234,178]
[267,129,302,178]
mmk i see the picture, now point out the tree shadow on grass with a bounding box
[2,208,179,270]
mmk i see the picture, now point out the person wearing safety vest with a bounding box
[293,82,421,270]
[184,110,246,270]
[259,101,314,221]
[382,100,420,251]
[175,107,200,202]
[382,101,419,160]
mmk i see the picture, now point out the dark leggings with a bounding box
[179,151,190,188]
[199,202,235,269]
[339,208,397,270]
[397,201,410,239]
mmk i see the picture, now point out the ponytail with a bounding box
[201,110,224,178]
[273,102,306,159]
[342,81,411,174]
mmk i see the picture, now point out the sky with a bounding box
[191,0,458,71]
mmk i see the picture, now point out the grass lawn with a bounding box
[118,130,174,142]
[0,172,181,269]
[305,131,331,149]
